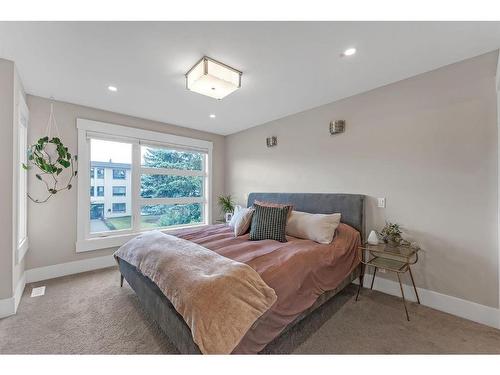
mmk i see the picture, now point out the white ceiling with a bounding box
[0,22,499,135]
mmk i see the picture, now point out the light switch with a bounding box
[377,197,386,208]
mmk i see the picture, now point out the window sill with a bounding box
[75,223,208,252]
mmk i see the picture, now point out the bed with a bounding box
[117,192,365,354]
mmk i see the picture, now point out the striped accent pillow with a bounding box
[249,203,290,242]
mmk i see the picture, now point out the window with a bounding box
[90,186,94,196]
[113,168,126,179]
[140,145,205,229]
[90,167,95,179]
[76,119,212,252]
[96,168,104,179]
[112,186,126,196]
[17,94,29,261]
[112,203,126,213]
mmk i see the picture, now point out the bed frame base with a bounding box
[119,258,360,354]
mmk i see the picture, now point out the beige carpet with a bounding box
[1,267,500,354]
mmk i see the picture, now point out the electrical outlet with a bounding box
[31,286,46,297]
[377,197,386,208]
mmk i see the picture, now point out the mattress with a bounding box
[168,222,361,353]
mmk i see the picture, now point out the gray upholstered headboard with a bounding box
[247,192,365,237]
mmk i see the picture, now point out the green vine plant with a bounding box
[22,136,78,204]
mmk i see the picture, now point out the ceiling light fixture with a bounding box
[185,56,242,100]
[209,114,216,118]
[342,48,357,57]
[108,85,118,92]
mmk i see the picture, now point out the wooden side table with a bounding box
[355,243,420,321]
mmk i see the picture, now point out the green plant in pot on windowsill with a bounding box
[217,194,235,223]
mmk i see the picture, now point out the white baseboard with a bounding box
[25,255,116,283]
[2,256,114,318]
[355,273,500,329]
[0,273,26,319]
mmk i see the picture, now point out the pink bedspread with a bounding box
[170,222,360,354]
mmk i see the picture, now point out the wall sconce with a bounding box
[329,120,345,135]
[266,136,278,147]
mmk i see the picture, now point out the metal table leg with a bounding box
[355,261,365,302]
[370,267,377,290]
[408,267,420,304]
[397,273,410,321]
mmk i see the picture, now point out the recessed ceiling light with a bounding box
[108,85,118,92]
[342,48,357,57]
[209,114,216,118]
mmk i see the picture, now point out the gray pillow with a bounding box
[249,203,289,242]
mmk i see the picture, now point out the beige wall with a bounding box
[225,52,499,307]
[0,59,15,299]
[26,95,225,270]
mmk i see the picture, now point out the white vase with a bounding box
[367,230,379,245]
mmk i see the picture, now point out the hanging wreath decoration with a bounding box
[23,101,78,204]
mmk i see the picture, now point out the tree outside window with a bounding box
[140,148,203,226]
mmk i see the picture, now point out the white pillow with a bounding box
[229,207,255,237]
[286,211,341,244]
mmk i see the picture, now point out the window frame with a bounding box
[76,119,213,252]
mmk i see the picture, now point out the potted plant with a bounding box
[378,222,404,247]
[23,136,77,203]
[217,194,235,222]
